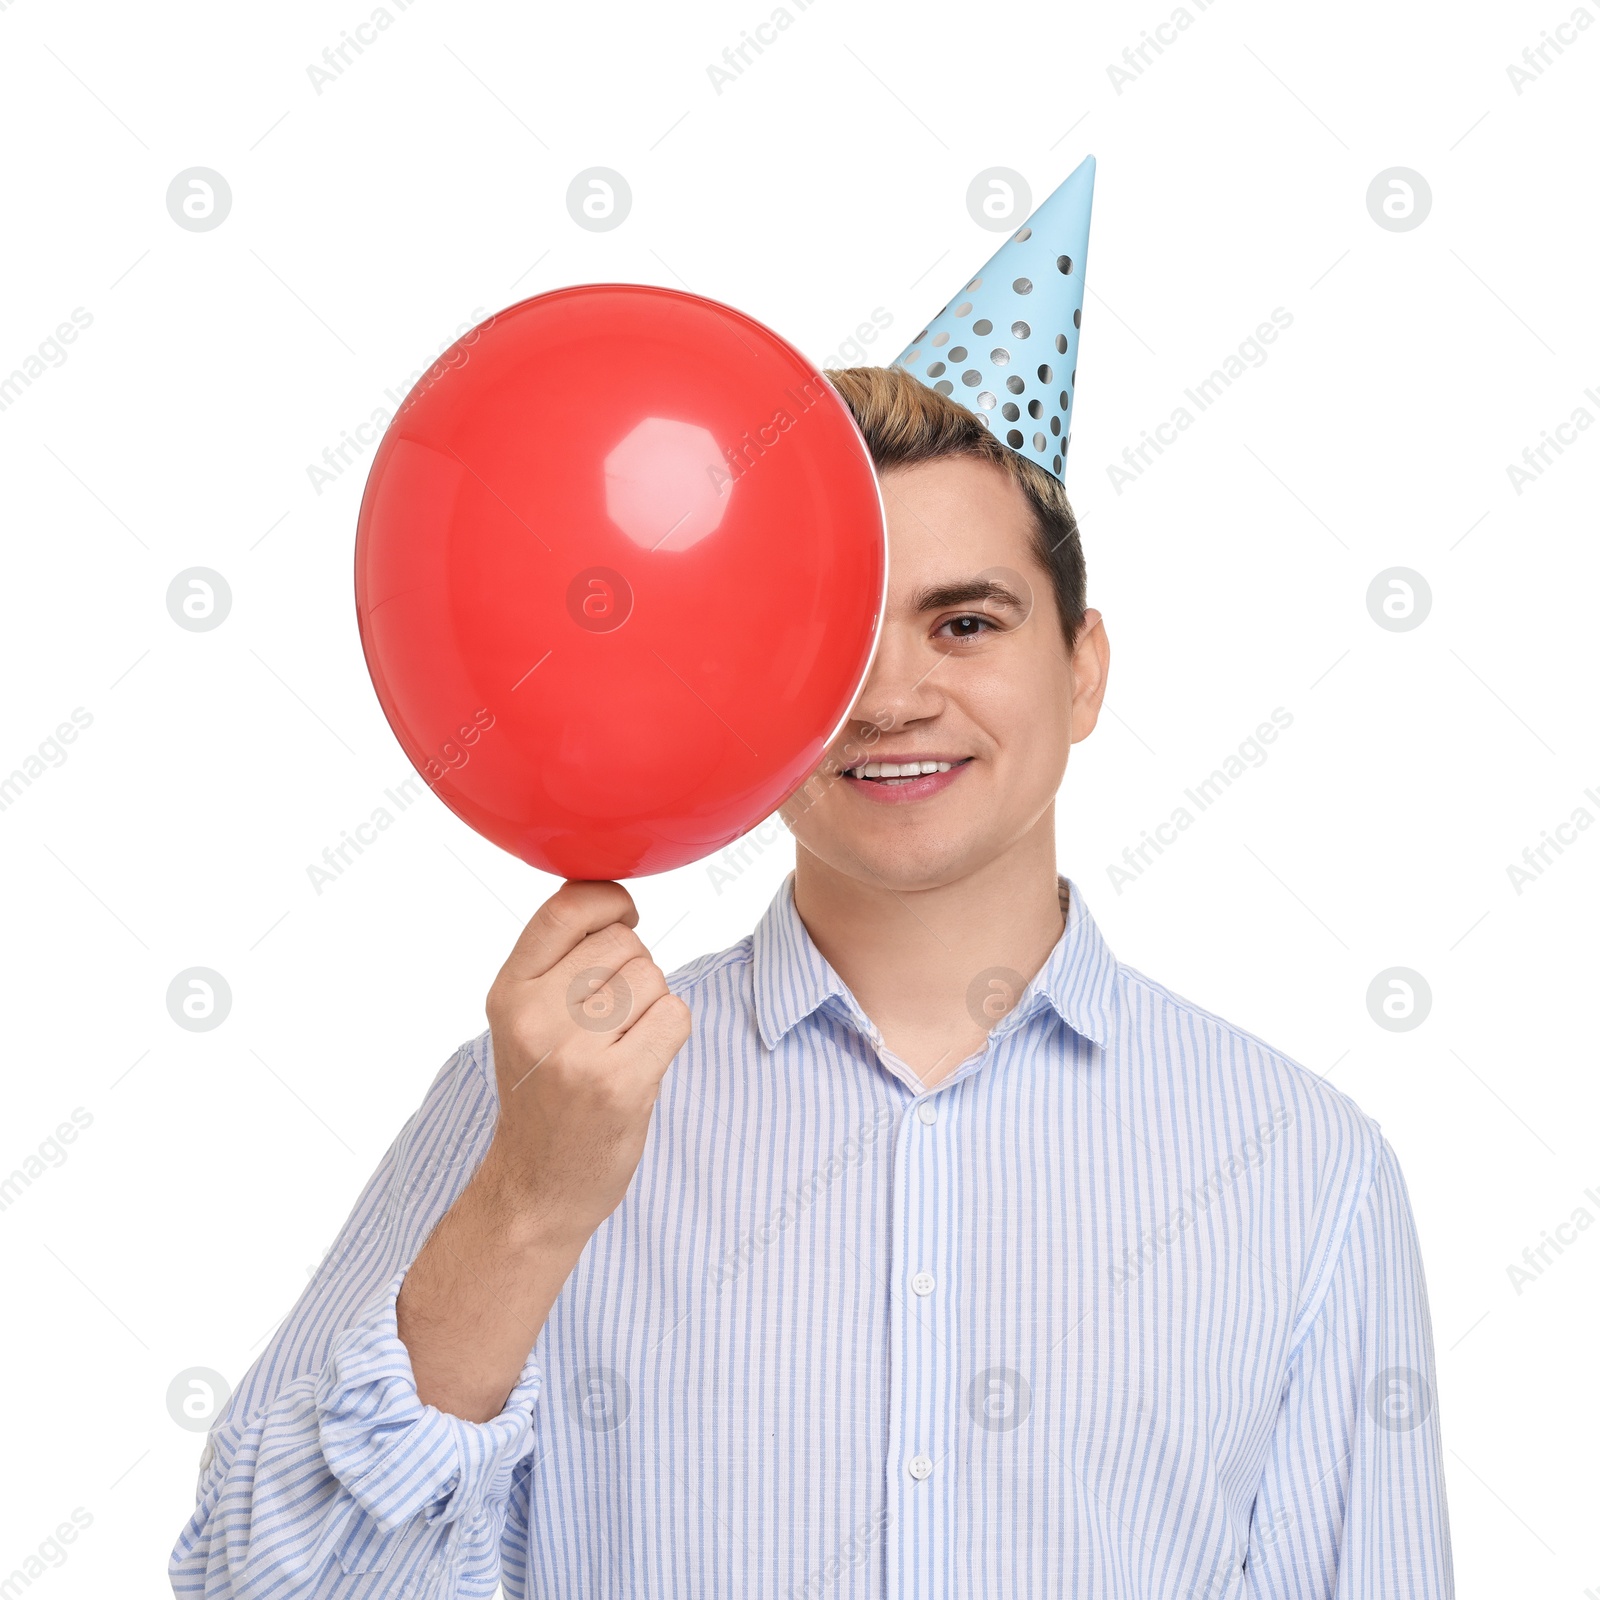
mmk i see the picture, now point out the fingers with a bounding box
[616,991,693,1076]
[486,881,687,1112]
[547,921,649,997]
[561,953,664,1038]
[498,881,638,984]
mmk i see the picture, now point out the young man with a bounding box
[171,168,1453,1599]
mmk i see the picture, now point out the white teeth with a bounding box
[846,760,957,780]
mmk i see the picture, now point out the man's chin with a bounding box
[797,821,994,898]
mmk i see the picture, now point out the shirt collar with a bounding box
[751,872,1118,1054]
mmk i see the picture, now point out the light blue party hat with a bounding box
[891,154,1095,482]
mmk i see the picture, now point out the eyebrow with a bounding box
[909,577,1027,614]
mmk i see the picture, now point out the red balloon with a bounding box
[354,285,886,880]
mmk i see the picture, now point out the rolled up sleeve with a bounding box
[170,1035,539,1598]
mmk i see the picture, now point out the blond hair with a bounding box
[823,365,1086,649]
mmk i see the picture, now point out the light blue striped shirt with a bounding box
[171,874,1453,1597]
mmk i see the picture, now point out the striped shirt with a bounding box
[170,873,1453,1598]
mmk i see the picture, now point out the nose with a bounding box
[846,616,945,737]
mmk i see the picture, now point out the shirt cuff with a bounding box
[314,1267,542,1533]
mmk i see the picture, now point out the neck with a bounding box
[791,810,1066,1090]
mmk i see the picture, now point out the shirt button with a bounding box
[916,1101,938,1125]
[911,1270,936,1296]
[908,1454,933,1481]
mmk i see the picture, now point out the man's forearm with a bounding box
[397,1136,592,1423]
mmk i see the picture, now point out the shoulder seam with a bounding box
[1119,964,1306,1070]
[1283,1114,1385,1366]
[1118,963,1369,1117]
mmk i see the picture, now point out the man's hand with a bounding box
[483,880,692,1239]
[397,880,690,1422]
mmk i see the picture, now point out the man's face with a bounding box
[782,453,1109,892]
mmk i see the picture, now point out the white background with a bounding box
[1,0,1595,1593]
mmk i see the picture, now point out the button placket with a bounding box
[887,1091,955,1591]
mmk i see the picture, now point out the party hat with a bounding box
[891,155,1095,482]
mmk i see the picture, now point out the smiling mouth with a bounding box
[843,757,972,786]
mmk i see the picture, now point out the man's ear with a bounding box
[1068,609,1110,744]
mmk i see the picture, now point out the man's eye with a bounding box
[938,613,996,641]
